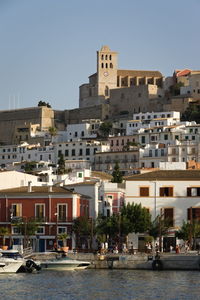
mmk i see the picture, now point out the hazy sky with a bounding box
[0,0,200,111]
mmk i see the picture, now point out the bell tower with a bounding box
[97,46,118,98]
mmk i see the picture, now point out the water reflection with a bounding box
[0,270,200,300]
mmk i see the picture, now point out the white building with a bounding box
[125,170,200,250]
[0,143,55,168]
[126,111,180,136]
[0,171,41,190]
[55,140,110,163]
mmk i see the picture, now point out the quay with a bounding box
[30,251,200,271]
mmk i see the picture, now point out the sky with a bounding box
[0,0,200,111]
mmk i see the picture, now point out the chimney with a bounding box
[48,185,53,192]
[28,181,32,193]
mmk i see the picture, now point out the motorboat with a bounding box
[0,249,24,273]
[40,253,91,270]
[0,249,41,273]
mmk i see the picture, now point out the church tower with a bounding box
[97,45,118,98]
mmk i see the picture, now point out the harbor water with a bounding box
[0,269,200,300]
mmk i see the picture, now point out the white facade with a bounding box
[0,171,41,190]
[0,143,55,168]
[55,140,110,163]
[125,170,200,229]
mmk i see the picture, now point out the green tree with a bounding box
[99,122,112,138]
[176,220,200,249]
[57,153,66,175]
[38,101,51,108]
[123,141,140,151]
[72,216,94,249]
[111,162,123,183]
[48,127,57,139]
[0,227,10,246]
[24,161,36,174]
[14,217,39,248]
[121,203,151,234]
[169,82,184,96]
[181,104,200,123]
[58,232,69,247]
[96,204,151,246]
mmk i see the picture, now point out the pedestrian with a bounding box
[105,241,108,253]
[170,245,173,253]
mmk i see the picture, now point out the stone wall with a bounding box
[0,106,54,145]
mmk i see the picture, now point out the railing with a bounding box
[22,247,33,258]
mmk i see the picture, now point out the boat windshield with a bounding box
[0,251,23,259]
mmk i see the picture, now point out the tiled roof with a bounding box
[0,186,75,195]
[91,171,113,180]
[125,170,200,181]
[117,69,163,77]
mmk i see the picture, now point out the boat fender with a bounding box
[152,259,163,271]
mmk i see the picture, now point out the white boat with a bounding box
[40,255,91,270]
[0,250,24,273]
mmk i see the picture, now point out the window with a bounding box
[12,226,21,235]
[79,149,83,156]
[78,172,83,178]
[11,204,22,217]
[164,208,174,227]
[86,148,90,156]
[140,187,149,197]
[58,204,67,221]
[187,207,200,221]
[58,227,67,234]
[75,132,78,137]
[36,226,45,235]
[81,131,84,137]
[161,149,164,156]
[35,204,45,219]
[141,136,145,144]
[187,187,200,197]
[160,187,173,197]
[72,149,76,156]
[65,150,68,156]
[58,150,62,156]
[155,149,158,157]
[164,134,168,140]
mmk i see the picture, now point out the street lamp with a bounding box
[150,180,157,220]
[54,212,58,249]
[10,208,14,249]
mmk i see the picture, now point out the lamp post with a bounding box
[10,208,14,249]
[150,180,157,220]
[54,212,58,249]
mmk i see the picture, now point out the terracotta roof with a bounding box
[65,181,98,187]
[91,171,113,180]
[125,170,200,181]
[175,69,191,77]
[117,69,163,78]
[0,186,76,195]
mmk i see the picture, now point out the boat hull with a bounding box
[0,261,23,273]
[41,260,90,271]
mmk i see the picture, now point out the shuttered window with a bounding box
[140,187,149,197]
[187,208,200,221]
[160,187,173,197]
[187,187,200,197]
[164,208,174,227]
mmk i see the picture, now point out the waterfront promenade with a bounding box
[30,251,200,271]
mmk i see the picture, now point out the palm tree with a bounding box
[48,127,57,143]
